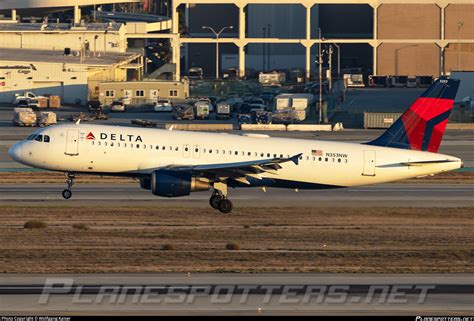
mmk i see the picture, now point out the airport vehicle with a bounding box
[259,72,286,86]
[194,103,210,120]
[172,104,194,120]
[188,67,203,80]
[16,99,39,109]
[194,98,214,113]
[344,74,365,87]
[154,99,173,112]
[8,78,463,214]
[12,107,36,127]
[13,92,44,105]
[110,100,126,112]
[87,100,102,112]
[216,102,232,120]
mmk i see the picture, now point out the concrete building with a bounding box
[0,0,142,24]
[0,48,142,104]
[173,0,474,79]
[99,79,190,104]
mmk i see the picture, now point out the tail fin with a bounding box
[367,77,460,153]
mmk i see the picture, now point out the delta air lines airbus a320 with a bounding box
[8,78,463,213]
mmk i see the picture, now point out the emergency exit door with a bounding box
[362,150,376,176]
[65,129,79,156]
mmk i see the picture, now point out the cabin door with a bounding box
[362,150,376,176]
[65,129,79,156]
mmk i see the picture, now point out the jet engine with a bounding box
[151,170,210,197]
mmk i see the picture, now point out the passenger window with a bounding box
[209,149,212,154]
[248,152,251,156]
[137,144,140,148]
[110,142,114,147]
[104,142,107,146]
[267,153,270,157]
[175,147,179,151]
[325,158,328,162]
[338,159,341,163]
[234,151,238,155]
[117,143,120,147]
[162,146,166,150]
[319,157,322,161]
[98,141,101,146]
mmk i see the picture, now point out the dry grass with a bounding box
[0,205,472,273]
[72,223,89,231]
[23,220,48,229]
[225,243,241,251]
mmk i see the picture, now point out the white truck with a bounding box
[13,92,47,106]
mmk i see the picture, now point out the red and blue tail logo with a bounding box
[367,77,460,153]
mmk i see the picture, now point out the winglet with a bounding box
[290,153,302,165]
[168,125,174,131]
[75,119,81,125]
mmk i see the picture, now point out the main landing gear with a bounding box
[62,172,75,199]
[210,182,233,214]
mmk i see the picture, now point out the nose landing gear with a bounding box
[62,172,75,199]
[210,182,233,214]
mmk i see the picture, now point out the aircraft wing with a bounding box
[165,153,302,183]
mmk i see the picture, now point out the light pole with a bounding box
[202,25,234,80]
[262,27,266,72]
[317,28,323,124]
[457,21,464,71]
[333,43,341,80]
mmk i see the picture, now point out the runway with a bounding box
[0,183,472,207]
[0,273,472,315]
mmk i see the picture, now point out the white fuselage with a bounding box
[9,124,462,189]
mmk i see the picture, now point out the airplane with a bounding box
[8,77,462,214]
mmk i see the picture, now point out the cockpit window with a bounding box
[26,134,36,140]
[44,135,50,143]
[35,135,43,142]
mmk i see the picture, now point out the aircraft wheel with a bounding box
[62,189,72,199]
[217,199,233,214]
[209,195,222,209]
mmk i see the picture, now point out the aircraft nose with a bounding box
[8,143,22,162]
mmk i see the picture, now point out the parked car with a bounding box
[154,99,173,112]
[110,100,126,112]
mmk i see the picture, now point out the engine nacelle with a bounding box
[139,177,151,190]
[151,170,210,197]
